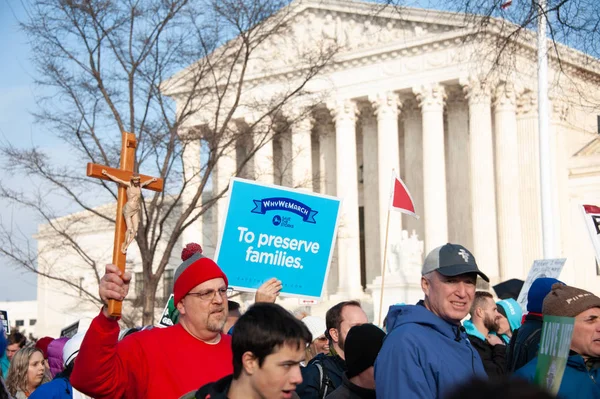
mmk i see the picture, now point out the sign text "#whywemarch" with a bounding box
[238,226,320,269]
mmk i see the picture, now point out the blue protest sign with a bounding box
[215,178,341,298]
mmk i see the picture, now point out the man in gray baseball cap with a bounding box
[375,243,488,398]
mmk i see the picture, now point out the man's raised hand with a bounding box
[255,278,283,303]
[99,264,132,319]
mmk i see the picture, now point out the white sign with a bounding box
[516,259,566,312]
[0,310,9,335]
[582,204,600,265]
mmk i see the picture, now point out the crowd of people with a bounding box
[1,241,599,398]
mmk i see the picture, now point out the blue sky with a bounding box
[0,0,40,301]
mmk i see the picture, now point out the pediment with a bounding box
[243,0,468,77]
[574,137,600,157]
[289,2,462,53]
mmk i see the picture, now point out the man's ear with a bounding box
[475,306,483,319]
[242,351,258,375]
[421,276,430,297]
[176,300,186,315]
[328,328,339,344]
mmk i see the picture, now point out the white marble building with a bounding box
[166,0,600,320]
[34,0,600,327]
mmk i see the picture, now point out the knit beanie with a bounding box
[496,299,523,332]
[345,324,386,378]
[527,277,563,313]
[173,243,228,304]
[35,336,54,359]
[302,316,326,342]
[542,283,600,318]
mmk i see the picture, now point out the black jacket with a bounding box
[297,353,346,399]
[466,334,507,378]
[194,375,300,399]
[327,375,375,399]
[506,313,544,372]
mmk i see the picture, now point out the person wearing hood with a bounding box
[374,243,487,399]
[515,284,600,398]
[46,337,68,379]
[496,298,522,344]
[463,292,507,378]
[505,278,563,372]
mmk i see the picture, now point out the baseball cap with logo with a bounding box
[421,243,489,282]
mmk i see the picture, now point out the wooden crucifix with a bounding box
[86,131,164,317]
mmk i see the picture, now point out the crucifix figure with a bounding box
[86,131,163,317]
[101,170,157,253]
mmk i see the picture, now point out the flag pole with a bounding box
[378,207,391,327]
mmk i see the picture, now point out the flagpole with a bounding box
[538,0,555,259]
[378,207,391,327]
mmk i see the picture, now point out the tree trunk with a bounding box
[142,277,159,326]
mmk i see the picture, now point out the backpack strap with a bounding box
[314,360,334,398]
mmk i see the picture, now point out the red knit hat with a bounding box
[35,336,54,359]
[173,243,228,304]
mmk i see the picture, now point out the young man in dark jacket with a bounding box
[506,277,562,372]
[463,291,507,378]
[192,303,310,399]
[297,301,368,399]
[328,324,384,399]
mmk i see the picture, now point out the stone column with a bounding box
[494,82,524,280]
[370,92,402,266]
[462,78,500,281]
[245,114,275,185]
[313,111,338,294]
[181,132,203,246]
[445,90,473,251]
[327,99,363,298]
[516,91,543,271]
[288,113,314,190]
[413,83,448,253]
[359,104,380,284]
[214,125,238,254]
[401,99,425,241]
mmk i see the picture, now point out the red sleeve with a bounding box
[71,310,148,399]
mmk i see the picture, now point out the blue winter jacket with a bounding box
[29,377,73,399]
[375,303,487,399]
[515,353,600,398]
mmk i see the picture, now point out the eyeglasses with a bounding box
[186,287,233,301]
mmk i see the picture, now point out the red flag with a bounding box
[500,0,512,9]
[389,172,418,218]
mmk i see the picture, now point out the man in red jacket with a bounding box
[71,248,269,399]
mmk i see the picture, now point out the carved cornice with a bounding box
[162,0,600,101]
